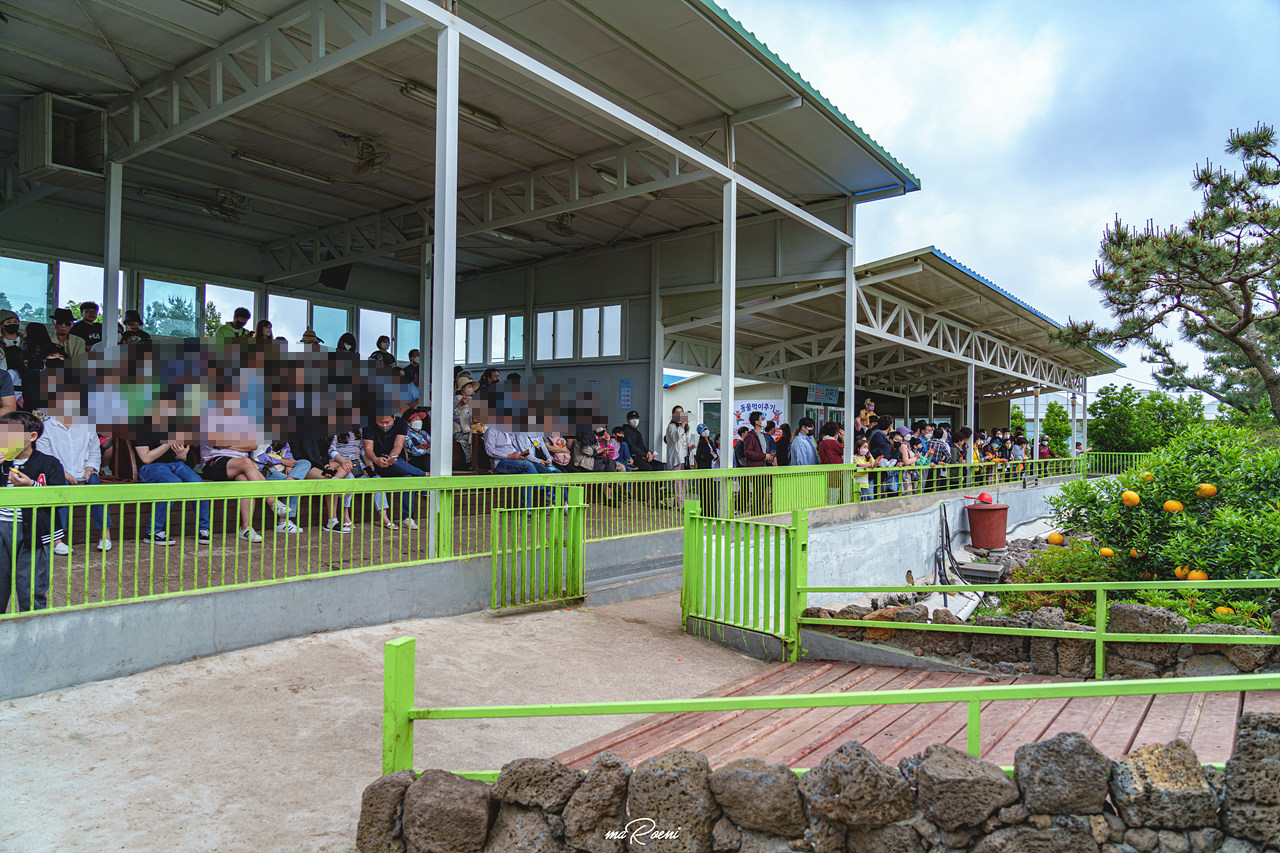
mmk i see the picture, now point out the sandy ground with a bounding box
[0,592,765,853]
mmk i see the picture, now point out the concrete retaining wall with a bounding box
[804,479,1069,605]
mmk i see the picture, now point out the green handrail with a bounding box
[380,636,1280,775]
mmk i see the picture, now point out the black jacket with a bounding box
[0,449,66,545]
[695,437,716,469]
[618,424,651,459]
[868,428,894,462]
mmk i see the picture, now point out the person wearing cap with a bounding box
[1036,435,1056,459]
[1,309,26,399]
[51,309,86,362]
[299,329,324,351]
[618,409,665,472]
[404,409,430,472]
[122,309,151,343]
[69,301,102,350]
[215,307,252,343]
[453,375,477,466]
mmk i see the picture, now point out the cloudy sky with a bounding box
[717,0,1280,402]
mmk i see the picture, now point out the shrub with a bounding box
[997,540,1137,623]
[1047,422,1280,582]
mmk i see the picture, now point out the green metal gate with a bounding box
[490,485,586,609]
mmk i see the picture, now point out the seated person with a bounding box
[544,432,572,473]
[0,410,66,613]
[329,428,394,531]
[36,388,113,555]
[256,442,306,533]
[362,413,426,529]
[286,416,354,533]
[134,424,211,545]
[201,410,292,543]
[483,424,558,509]
[611,426,636,470]
[404,410,430,472]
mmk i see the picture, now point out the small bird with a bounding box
[905,570,915,586]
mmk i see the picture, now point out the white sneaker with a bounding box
[53,541,70,556]
[97,539,112,552]
[239,527,263,543]
[401,517,419,530]
[198,529,211,543]
[276,520,302,534]
[324,518,351,534]
[272,500,292,518]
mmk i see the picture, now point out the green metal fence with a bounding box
[380,635,1280,776]
[796,579,1280,675]
[1085,452,1150,476]
[2,455,1088,618]
[490,486,586,609]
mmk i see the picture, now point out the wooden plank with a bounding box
[1036,695,1118,744]
[1242,689,1280,714]
[1130,693,1195,752]
[861,674,996,762]
[1185,691,1243,764]
[1087,695,1154,757]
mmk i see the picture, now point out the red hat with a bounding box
[407,411,427,422]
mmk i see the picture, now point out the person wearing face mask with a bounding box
[215,307,252,343]
[51,309,86,362]
[618,409,665,472]
[404,409,430,472]
[0,410,66,612]
[0,310,25,389]
[401,349,421,405]
[362,412,425,528]
[789,418,819,466]
[21,349,64,413]
[336,332,358,356]
[369,335,396,368]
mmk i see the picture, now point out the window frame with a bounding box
[453,310,528,369]
[532,299,628,365]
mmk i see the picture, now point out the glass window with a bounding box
[314,304,350,351]
[395,316,421,361]
[490,314,506,363]
[268,294,307,345]
[536,312,553,361]
[0,256,51,323]
[205,284,256,337]
[359,308,392,358]
[507,314,524,362]
[554,309,573,360]
[466,317,484,365]
[581,307,600,359]
[58,261,122,320]
[701,402,721,438]
[602,304,622,357]
[455,317,466,364]
[141,278,199,338]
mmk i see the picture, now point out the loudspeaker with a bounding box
[319,263,353,290]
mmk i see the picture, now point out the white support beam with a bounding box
[719,178,737,478]
[679,96,803,138]
[843,198,856,463]
[428,23,458,479]
[102,161,123,344]
[965,363,976,453]
[106,0,431,162]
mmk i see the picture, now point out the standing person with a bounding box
[51,309,86,361]
[694,424,719,516]
[619,409,666,472]
[1,310,26,394]
[818,422,845,504]
[789,418,818,466]
[664,406,696,506]
[857,398,877,431]
[401,349,421,405]
[369,335,396,368]
[740,411,773,514]
[70,301,102,350]
[215,307,252,342]
[774,423,792,467]
[0,410,65,612]
[36,389,113,554]
[122,310,151,343]
[852,438,875,501]
[362,413,425,528]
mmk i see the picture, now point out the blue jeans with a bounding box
[373,458,426,519]
[494,457,559,508]
[56,472,112,535]
[340,469,386,512]
[138,461,211,533]
[264,460,313,517]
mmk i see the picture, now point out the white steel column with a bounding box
[428,24,459,478]
[102,161,122,345]
[1032,388,1042,459]
[650,244,663,439]
[719,179,737,474]
[904,393,911,427]
[419,246,432,391]
[842,198,856,463]
[1081,379,1089,453]
[965,364,976,453]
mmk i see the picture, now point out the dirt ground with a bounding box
[0,592,765,853]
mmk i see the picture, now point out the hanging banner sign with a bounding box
[731,400,785,429]
[806,384,840,404]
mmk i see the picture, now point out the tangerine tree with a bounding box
[1054,124,1280,427]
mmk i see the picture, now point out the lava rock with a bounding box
[1124,828,1158,852]
[970,616,1030,663]
[969,824,1101,852]
[1175,655,1240,679]
[1107,603,1187,667]
[1189,624,1272,673]
[712,817,741,852]
[627,748,719,853]
[402,770,492,853]
[491,758,585,813]
[1156,830,1191,853]
[709,758,806,838]
[797,741,913,830]
[1222,713,1280,846]
[1109,741,1218,830]
[357,770,415,853]
[845,821,925,853]
[1058,624,1097,679]
[916,743,1020,831]
[482,803,566,853]
[863,608,901,642]
[922,608,971,657]
[563,751,632,853]
[1105,656,1163,680]
[1014,732,1112,815]
[1186,827,1223,853]
[736,828,795,852]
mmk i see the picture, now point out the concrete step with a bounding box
[584,556,683,606]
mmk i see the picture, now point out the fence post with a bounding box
[681,499,701,631]
[1094,589,1107,680]
[567,486,586,598]
[383,636,416,775]
[435,489,455,559]
[789,508,808,662]
[966,699,981,757]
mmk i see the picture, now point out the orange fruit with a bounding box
[1140,571,1153,581]
[1215,606,1234,615]
[1099,547,1115,558]
[1188,569,1209,581]
[1174,566,1190,579]
[1140,471,1155,483]
[1121,490,1141,507]
[1129,549,1141,558]
[1047,532,1065,546]
[1196,483,1218,498]
[1163,500,1184,513]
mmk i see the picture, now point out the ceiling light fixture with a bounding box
[178,0,228,14]
[491,230,535,246]
[399,83,505,134]
[232,151,333,186]
[593,166,657,201]
[137,186,209,211]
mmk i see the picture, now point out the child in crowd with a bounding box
[0,411,65,612]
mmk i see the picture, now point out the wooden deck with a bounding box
[555,662,1280,770]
